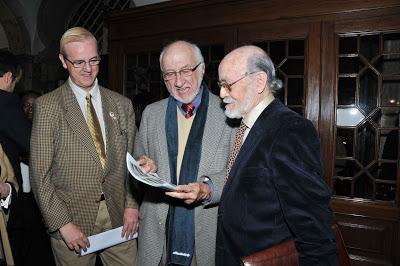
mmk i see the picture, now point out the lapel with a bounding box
[62,83,102,170]
[197,95,218,177]
[159,101,171,182]
[100,87,121,176]
[221,100,280,200]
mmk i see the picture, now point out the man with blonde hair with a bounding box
[30,27,142,265]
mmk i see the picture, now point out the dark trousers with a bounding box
[7,192,55,266]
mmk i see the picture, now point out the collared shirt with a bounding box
[69,78,107,149]
[242,94,275,142]
[0,183,12,209]
[176,85,203,115]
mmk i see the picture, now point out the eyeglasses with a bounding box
[162,62,203,81]
[217,72,257,92]
[63,56,101,68]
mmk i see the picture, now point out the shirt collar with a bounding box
[68,77,99,100]
[176,83,203,114]
[242,94,275,129]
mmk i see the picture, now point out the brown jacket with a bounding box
[30,83,137,237]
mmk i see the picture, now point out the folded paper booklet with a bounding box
[79,226,137,256]
[126,152,177,191]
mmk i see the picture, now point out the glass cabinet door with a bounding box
[334,32,400,204]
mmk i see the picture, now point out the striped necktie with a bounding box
[225,121,247,182]
[182,102,195,119]
[86,94,106,169]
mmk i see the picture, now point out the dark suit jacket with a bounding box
[0,90,31,186]
[216,99,337,266]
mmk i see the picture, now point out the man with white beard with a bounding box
[216,45,337,266]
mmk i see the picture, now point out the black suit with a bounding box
[0,90,54,266]
[216,99,337,266]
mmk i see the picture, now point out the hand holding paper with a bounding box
[126,152,176,191]
[80,226,137,256]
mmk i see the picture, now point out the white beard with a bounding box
[223,85,255,119]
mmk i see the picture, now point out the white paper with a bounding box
[79,226,137,256]
[20,162,31,193]
[126,152,176,191]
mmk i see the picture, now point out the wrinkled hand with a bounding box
[165,182,211,205]
[122,208,139,239]
[137,155,157,173]
[59,223,89,253]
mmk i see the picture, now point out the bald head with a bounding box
[218,45,281,118]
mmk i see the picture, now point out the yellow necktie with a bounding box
[86,94,106,169]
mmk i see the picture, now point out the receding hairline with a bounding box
[159,40,203,71]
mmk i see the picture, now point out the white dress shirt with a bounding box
[69,78,107,150]
[242,95,275,142]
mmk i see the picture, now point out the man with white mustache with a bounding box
[216,45,337,266]
[134,40,234,266]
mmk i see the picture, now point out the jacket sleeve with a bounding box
[124,100,139,209]
[270,119,337,265]
[30,100,72,233]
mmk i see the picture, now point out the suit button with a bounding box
[159,221,162,225]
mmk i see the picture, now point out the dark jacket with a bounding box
[216,99,337,266]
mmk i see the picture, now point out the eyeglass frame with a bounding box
[217,71,258,92]
[162,62,203,81]
[63,55,101,68]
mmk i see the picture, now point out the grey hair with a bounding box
[159,40,204,71]
[247,51,283,94]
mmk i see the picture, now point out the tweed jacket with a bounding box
[30,82,137,237]
[134,91,234,266]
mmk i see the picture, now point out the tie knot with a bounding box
[86,94,92,102]
[182,103,195,119]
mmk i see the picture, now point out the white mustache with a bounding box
[223,98,234,104]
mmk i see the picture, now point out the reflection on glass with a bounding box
[336,33,400,202]
[370,162,397,180]
[288,40,304,56]
[338,77,356,105]
[376,183,396,201]
[379,129,399,160]
[333,178,351,197]
[337,108,365,127]
[360,34,379,60]
[383,33,400,53]
[281,59,304,75]
[270,41,286,65]
[356,123,376,166]
[339,56,363,74]
[336,129,354,157]
[354,174,373,199]
[287,78,303,105]
[335,159,359,176]
[376,54,400,75]
[381,80,400,106]
[359,68,378,114]
[339,36,357,54]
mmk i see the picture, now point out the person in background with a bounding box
[30,27,149,265]
[20,91,41,121]
[134,40,234,266]
[216,45,337,265]
[0,50,54,265]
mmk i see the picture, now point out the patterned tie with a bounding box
[86,94,106,169]
[225,121,247,182]
[182,103,195,119]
